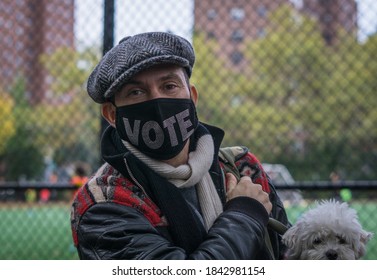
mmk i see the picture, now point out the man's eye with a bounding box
[128,89,144,96]
[165,83,178,90]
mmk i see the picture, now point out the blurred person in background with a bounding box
[330,171,352,203]
[70,162,89,198]
[70,163,89,187]
[70,32,289,259]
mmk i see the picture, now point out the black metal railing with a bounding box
[0,182,376,260]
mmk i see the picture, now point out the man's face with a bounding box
[114,64,192,106]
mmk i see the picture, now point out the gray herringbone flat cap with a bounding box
[87,32,195,103]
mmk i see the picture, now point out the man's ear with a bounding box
[101,102,116,127]
[190,85,198,105]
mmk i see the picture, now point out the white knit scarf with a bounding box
[123,134,223,230]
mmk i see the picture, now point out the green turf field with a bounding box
[0,201,376,260]
[0,203,79,260]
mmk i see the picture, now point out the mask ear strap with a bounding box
[189,86,193,99]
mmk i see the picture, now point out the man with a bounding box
[71,32,289,259]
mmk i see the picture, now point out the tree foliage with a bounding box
[37,47,101,168]
[0,89,15,154]
[192,5,376,180]
[1,77,45,180]
[1,47,101,181]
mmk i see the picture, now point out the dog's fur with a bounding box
[282,200,373,260]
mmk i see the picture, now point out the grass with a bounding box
[0,200,376,260]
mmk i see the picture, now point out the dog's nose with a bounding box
[326,249,338,260]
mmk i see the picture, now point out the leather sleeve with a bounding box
[268,182,291,259]
[76,197,269,260]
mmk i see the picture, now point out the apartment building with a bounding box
[0,0,74,104]
[194,0,357,70]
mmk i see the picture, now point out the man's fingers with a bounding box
[226,173,237,192]
[226,175,272,214]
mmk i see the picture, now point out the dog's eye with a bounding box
[313,238,322,245]
[337,236,347,244]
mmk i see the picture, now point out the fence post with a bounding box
[100,0,115,164]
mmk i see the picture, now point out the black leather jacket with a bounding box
[71,124,289,259]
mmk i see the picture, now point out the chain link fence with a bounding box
[0,0,376,259]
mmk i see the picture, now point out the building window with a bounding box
[257,5,267,17]
[207,9,217,20]
[257,28,266,38]
[230,51,243,65]
[323,32,333,45]
[230,7,245,21]
[207,31,216,40]
[323,14,333,23]
[231,29,244,42]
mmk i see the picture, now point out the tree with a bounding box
[242,5,376,180]
[191,31,267,148]
[37,47,101,170]
[1,78,44,180]
[39,46,100,98]
[2,123,45,181]
[191,5,376,180]
[0,89,16,154]
[191,32,238,123]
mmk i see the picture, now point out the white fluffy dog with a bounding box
[282,200,373,260]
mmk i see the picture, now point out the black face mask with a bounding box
[115,98,199,160]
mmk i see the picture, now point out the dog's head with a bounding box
[282,200,373,260]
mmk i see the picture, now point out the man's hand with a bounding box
[226,173,272,214]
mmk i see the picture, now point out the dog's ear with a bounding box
[282,224,303,259]
[361,230,373,244]
[282,225,299,248]
[355,230,373,259]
